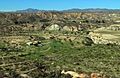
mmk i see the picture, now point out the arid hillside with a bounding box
[0,12,116,36]
[0,11,120,78]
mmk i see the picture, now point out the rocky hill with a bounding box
[0,11,116,36]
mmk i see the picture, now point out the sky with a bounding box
[0,0,120,11]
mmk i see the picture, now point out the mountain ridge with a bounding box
[1,8,120,13]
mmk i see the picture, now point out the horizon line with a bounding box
[1,8,120,12]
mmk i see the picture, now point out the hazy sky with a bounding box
[0,0,120,11]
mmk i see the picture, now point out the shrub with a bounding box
[82,37,94,46]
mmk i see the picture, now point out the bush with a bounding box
[82,37,94,46]
[0,41,7,48]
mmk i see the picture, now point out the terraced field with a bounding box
[89,25,120,45]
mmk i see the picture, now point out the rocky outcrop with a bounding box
[46,24,60,31]
[62,26,77,31]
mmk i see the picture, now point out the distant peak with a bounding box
[16,8,40,13]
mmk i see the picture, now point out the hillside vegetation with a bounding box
[0,11,120,78]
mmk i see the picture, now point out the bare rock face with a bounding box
[46,24,60,31]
